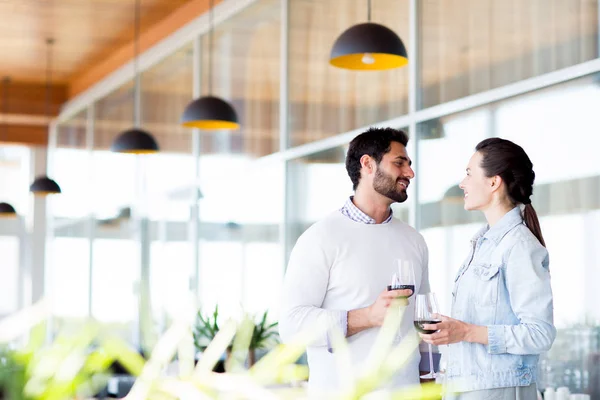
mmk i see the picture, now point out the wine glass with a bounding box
[387,259,416,298]
[414,292,441,379]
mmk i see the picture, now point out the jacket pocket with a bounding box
[470,263,501,306]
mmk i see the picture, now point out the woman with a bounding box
[420,138,555,399]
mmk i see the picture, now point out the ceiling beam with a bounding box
[2,82,67,116]
[0,81,67,146]
[0,124,49,146]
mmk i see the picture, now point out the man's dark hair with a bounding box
[345,127,409,190]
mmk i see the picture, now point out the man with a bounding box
[279,127,430,393]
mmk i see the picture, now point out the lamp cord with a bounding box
[208,0,213,95]
[46,38,53,119]
[367,0,371,22]
[133,0,141,126]
[2,76,8,142]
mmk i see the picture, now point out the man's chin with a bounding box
[389,192,408,203]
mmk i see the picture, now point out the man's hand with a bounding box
[418,314,488,345]
[347,288,412,337]
[367,288,413,327]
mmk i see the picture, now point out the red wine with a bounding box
[414,320,441,334]
[387,284,415,298]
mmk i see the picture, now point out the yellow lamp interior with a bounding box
[182,120,240,130]
[32,191,59,196]
[118,149,159,154]
[330,53,408,70]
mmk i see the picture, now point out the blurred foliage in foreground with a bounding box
[0,299,442,399]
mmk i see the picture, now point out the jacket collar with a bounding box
[470,206,524,244]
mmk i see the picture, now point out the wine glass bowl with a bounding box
[387,260,416,298]
[415,292,440,379]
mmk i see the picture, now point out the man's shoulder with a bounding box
[301,211,347,237]
[390,217,423,236]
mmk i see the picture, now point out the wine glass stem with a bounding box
[428,343,435,375]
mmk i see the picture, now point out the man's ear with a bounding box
[360,154,375,174]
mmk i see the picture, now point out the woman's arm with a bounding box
[420,238,556,354]
[419,315,487,345]
[487,239,555,354]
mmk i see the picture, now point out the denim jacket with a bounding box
[444,206,556,392]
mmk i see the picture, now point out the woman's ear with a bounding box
[490,175,503,192]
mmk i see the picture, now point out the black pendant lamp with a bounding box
[30,39,61,196]
[180,0,239,130]
[0,202,17,217]
[30,176,62,195]
[329,0,408,71]
[111,0,159,154]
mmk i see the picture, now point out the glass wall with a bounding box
[289,0,410,147]
[0,145,29,317]
[0,145,31,216]
[201,0,281,157]
[47,111,90,330]
[92,81,140,343]
[141,42,196,336]
[419,0,598,108]
[0,236,20,316]
[197,156,284,319]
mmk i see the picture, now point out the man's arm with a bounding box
[278,233,346,347]
[347,307,371,337]
[347,288,413,337]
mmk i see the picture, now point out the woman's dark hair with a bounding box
[346,127,409,190]
[476,138,546,247]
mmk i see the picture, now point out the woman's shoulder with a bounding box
[500,223,548,263]
[505,223,544,247]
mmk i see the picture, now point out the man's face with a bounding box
[372,142,415,203]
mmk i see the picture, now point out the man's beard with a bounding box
[373,166,409,203]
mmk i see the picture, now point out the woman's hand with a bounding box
[418,314,488,346]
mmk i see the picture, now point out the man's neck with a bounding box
[352,190,392,224]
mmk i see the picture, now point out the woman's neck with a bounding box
[483,201,514,227]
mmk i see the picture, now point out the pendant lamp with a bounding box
[30,176,62,195]
[0,202,17,217]
[329,0,408,71]
[180,0,239,130]
[30,39,61,196]
[111,0,159,153]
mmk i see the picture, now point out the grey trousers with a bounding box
[446,383,538,400]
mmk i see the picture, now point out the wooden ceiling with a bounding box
[0,0,210,146]
[0,0,191,84]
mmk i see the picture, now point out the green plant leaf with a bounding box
[193,319,237,378]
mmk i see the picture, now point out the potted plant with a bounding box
[193,305,229,372]
[193,305,220,351]
[248,310,279,367]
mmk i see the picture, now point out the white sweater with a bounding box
[279,211,430,392]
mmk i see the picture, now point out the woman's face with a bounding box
[459,151,495,211]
